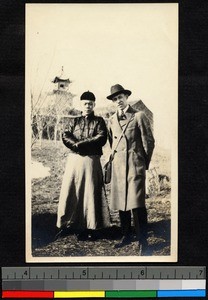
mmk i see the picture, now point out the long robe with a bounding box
[56,154,110,229]
[56,113,110,230]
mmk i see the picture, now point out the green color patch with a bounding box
[105,290,157,298]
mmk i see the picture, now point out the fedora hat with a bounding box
[107,84,131,100]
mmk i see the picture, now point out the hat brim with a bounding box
[107,89,131,100]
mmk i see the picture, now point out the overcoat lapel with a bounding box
[118,107,135,133]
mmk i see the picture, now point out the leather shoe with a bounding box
[114,236,132,249]
[77,231,99,241]
[88,233,99,241]
[76,232,89,241]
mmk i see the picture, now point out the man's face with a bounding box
[112,93,128,110]
[81,100,95,115]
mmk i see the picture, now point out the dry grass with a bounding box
[31,140,171,257]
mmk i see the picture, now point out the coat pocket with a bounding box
[131,150,146,176]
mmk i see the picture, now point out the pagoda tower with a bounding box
[51,67,73,142]
[52,66,71,93]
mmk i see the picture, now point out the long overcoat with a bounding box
[108,106,155,211]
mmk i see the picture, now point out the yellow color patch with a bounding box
[54,291,105,298]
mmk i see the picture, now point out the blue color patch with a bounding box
[157,290,206,297]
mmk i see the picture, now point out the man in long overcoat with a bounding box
[107,84,155,254]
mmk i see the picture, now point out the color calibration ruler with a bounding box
[1,266,206,298]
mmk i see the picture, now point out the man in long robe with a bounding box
[56,91,110,241]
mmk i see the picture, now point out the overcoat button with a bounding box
[114,136,117,139]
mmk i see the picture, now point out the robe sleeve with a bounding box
[62,119,79,152]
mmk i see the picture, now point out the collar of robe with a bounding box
[81,111,95,120]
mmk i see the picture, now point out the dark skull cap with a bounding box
[80,91,96,101]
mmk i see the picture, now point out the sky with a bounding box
[26,3,178,149]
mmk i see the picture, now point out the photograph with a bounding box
[25,3,178,262]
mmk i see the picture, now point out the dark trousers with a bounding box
[119,207,148,242]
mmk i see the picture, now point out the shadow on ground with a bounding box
[32,213,58,249]
[32,213,123,249]
[149,219,170,241]
[147,219,171,255]
[32,213,170,256]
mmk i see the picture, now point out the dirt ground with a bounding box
[31,140,171,257]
